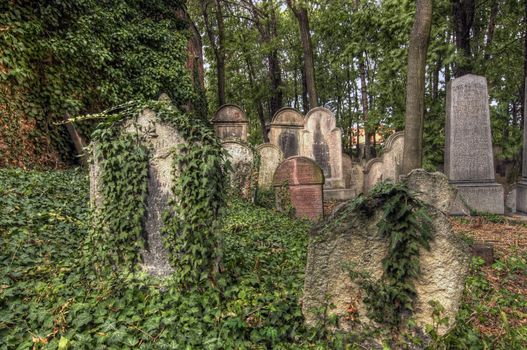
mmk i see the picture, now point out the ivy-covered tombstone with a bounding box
[88,101,227,282]
[302,170,470,339]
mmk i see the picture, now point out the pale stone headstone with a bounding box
[268,107,304,158]
[363,131,404,192]
[445,74,504,214]
[273,156,324,221]
[303,170,469,338]
[256,143,283,190]
[517,78,527,213]
[302,107,344,189]
[222,140,254,199]
[212,104,248,141]
[90,109,182,277]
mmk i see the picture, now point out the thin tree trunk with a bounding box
[402,0,433,174]
[287,1,318,109]
[522,0,527,125]
[201,0,226,106]
[452,0,475,77]
[245,55,268,142]
[359,53,371,160]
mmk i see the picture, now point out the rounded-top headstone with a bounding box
[302,107,344,188]
[271,107,305,126]
[213,104,248,141]
[269,107,305,158]
[256,143,283,190]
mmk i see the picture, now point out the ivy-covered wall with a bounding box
[0,0,199,168]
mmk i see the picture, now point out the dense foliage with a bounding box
[1,170,525,348]
[0,0,196,167]
[191,0,525,169]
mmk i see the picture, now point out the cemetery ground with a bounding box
[1,168,526,349]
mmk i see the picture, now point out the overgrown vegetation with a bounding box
[1,170,526,348]
[346,182,434,328]
[84,100,228,288]
[0,1,196,167]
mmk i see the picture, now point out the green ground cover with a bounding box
[1,169,525,349]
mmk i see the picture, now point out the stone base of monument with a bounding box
[323,188,356,201]
[449,182,504,215]
[516,180,527,214]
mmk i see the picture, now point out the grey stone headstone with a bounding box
[256,143,283,190]
[302,107,344,189]
[212,104,249,141]
[90,109,183,277]
[303,170,469,338]
[445,74,504,214]
[268,107,304,158]
[363,131,404,192]
[222,140,255,199]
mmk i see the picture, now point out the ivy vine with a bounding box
[83,100,228,289]
[347,182,434,328]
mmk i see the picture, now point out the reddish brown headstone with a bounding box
[273,156,325,221]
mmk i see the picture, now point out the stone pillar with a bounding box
[445,74,504,215]
[517,78,527,213]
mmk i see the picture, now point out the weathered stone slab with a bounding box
[363,131,404,192]
[323,153,355,201]
[212,104,249,141]
[268,107,304,158]
[222,140,254,199]
[446,74,504,214]
[90,109,182,277]
[302,107,344,189]
[256,143,283,190]
[303,170,469,337]
[273,156,324,221]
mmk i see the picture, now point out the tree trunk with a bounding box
[522,0,527,126]
[358,54,371,160]
[287,1,318,110]
[201,0,226,106]
[402,0,433,174]
[452,0,474,77]
[245,55,269,142]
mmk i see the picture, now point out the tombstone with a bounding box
[350,163,365,197]
[517,78,527,213]
[222,140,254,199]
[212,104,249,141]
[363,131,404,192]
[303,170,469,337]
[445,74,504,214]
[256,143,283,190]
[273,156,324,221]
[268,107,304,158]
[302,107,344,189]
[90,108,182,277]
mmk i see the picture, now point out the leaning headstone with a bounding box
[268,107,304,158]
[256,143,283,190]
[363,131,404,192]
[303,170,469,337]
[445,74,504,214]
[273,156,324,221]
[212,104,249,141]
[90,108,182,277]
[517,78,527,213]
[222,140,254,199]
[302,107,344,189]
